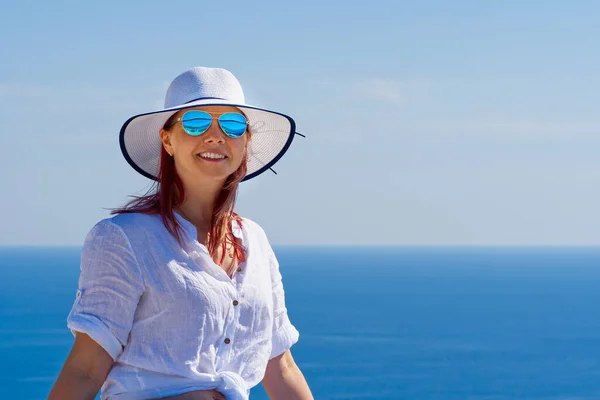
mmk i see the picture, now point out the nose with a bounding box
[202,121,226,144]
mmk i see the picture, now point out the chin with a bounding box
[190,157,242,180]
[198,166,238,181]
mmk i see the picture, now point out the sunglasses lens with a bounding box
[219,113,247,138]
[182,111,211,135]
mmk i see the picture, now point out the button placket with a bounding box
[221,323,235,360]
[226,295,241,343]
[220,228,247,360]
[221,289,241,361]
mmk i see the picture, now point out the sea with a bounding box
[1,246,600,399]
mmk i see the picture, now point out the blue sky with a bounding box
[1,0,599,246]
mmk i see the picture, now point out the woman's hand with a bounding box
[151,389,226,400]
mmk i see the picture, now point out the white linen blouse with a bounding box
[66,211,299,400]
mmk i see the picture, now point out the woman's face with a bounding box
[160,105,249,183]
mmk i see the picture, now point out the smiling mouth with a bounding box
[197,153,228,160]
[196,154,228,162]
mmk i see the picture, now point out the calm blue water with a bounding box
[1,246,600,399]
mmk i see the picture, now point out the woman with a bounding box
[48,67,313,400]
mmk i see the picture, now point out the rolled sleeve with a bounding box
[268,249,299,360]
[67,219,145,361]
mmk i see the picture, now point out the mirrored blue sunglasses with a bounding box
[165,110,248,138]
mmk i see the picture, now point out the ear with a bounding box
[160,129,173,157]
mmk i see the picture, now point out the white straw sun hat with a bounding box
[119,66,303,182]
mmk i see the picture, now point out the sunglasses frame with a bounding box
[164,110,249,138]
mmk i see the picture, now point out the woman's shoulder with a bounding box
[110,211,158,226]
[238,216,275,252]
[238,215,266,237]
[86,212,162,240]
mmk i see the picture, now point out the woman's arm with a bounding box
[48,332,114,400]
[262,349,314,400]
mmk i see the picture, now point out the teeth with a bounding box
[198,153,226,159]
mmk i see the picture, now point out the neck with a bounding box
[175,175,225,231]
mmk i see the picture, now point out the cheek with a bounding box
[182,133,199,147]
[232,138,248,158]
[171,130,190,149]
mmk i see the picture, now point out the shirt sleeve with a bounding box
[67,219,145,361]
[268,247,300,360]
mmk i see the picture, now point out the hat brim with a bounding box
[119,98,296,182]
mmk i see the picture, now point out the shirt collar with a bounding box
[173,211,244,243]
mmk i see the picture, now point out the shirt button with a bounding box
[237,267,243,272]
[224,338,231,344]
[233,300,239,306]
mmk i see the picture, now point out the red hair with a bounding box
[109,117,251,277]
